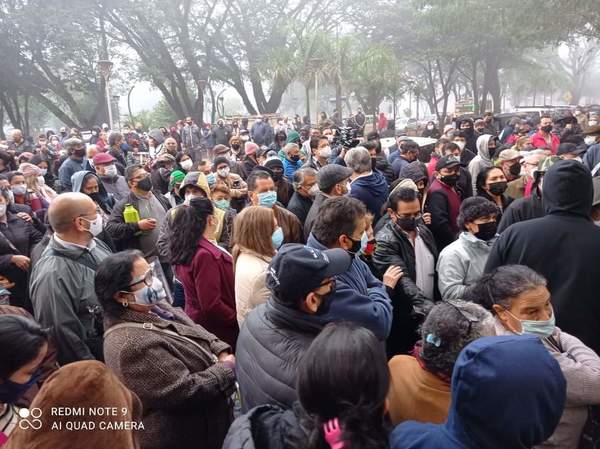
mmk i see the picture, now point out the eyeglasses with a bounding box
[396,212,422,220]
[125,268,153,289]
[444,298,479,332]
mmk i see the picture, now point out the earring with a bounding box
[121,301,128,308]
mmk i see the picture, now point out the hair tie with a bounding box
[426,333,442,347]
[323,418,345,449]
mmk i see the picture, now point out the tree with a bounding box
[559,37,600,104]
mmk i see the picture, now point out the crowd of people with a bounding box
[1,106,600,449]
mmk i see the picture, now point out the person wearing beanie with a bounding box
[264,157,293,207]
[165,169,186,208]
[213,156,248,212]
[243,141,259,178]
[93,152,130,202]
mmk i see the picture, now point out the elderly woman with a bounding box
[436,197,499,300]
[282,143,303,181]
[387,299,495,426]
[97,250,237,449]
[466,265,600,449]
[19,162,57,204]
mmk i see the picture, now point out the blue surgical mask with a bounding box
[214,199,230,211]
[258,190,277,208]
[130,277,166,305]
[272,226,284,249]
[506,308,556,338]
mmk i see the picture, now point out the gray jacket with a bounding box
[30,235,112,365]
[98,174,130,202]
[436,232,495,300]
[468,134,494,195]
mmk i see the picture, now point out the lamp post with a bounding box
[98,60,114,130]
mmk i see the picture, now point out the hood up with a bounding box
[475,134,493,163]
[71,170,110,203]
[542,159,593,218]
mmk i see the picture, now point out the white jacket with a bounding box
[234,249,272,327]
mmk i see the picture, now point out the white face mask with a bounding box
[455,141,466,151]
[39,168,47,176]
[184,193,203,205]
[217,167,230,178]
[81,214,103,237]
[37,176,46,186]
[585,136,597,146]
[180,159,193,171]
[0,204,6,217]
[319,146,332,159]
[104,164,118,177]
[589,121,598,127]
[308,184,320,197]
[573,156,583,163]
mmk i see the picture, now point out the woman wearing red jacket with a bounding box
[169,197,239,349]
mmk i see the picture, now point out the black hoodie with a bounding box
[486,160,600,354]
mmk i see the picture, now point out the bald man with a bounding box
[30,193,112,364]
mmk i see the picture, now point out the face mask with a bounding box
[585,136,597,146]
[427,125,434,130]
[308,184,319,197]
[589,121,598,126]
[81,214,103,237]
[541,125,553,133]
[104,164,118,177]
[217,167,230,178]
[290,155,300,162]
[346,231,367,256]
[509,163,521,176]
[181,159,193,171]
[0,369,43,404]
[0,204,6,216]
[319,146,332,158]
[271,226,284,249]
[573,156,583,163]
[129,277,166,305]
[159,167,172,181]
[488,181,508,196]
[508,308,556,338]
[440,174,459,187]
[136,176,153,192]
[12,185,26,196]
[184,193,204,205]
[74,149,86,158]
[371,158,378,170]
[271,171,281,182]
[455,141,466,150]
[37,176,46,186]
[206,172,216,186]
[232,144,240,151]
[39,168,47,176]
[258,190,277,208]
[396,216,417,232]
[474,221,497,241]
[214,199,230,211]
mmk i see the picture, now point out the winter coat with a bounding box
[349,171,389,222]
[436,232,495,300]
[468,134,494,196]
[282,158,303,181]
[425,178,462,251]
[234,248,271,327]
[583,143,600,175]
[250,122,274,146]
[373,220,437,356]
[307,234,393,340]
[58,157,84,191]
[236,299,325,411]
[303,192,328,241]
[212,126,232,146]
[531,130,560,154]
[497,187,544,233]
[103,304,235,449]
[390,335,566,449]
[30,235,112,364]
[286,192,313,226]
[485,160,600,355]
[174,237,239,349]
[376,154,396,185]
[98,174,131,202]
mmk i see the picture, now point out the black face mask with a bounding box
[272,171,282,182]
[474,221,498,241]
[137,176,153,192]
[440,174,460,187]
[541,125,553,133]
[488,181,508,196]
[371,158,378,170]
[315,282,336,315]
[290,155,300,162]
[346,236,362,255]
[89,192,102,204]
[73,149,86,158]
[232,144,240,151]
[396,216,417,232]
[509,163,521,176]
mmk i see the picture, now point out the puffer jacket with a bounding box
[29,235,112,365]
[235,299,326,412]
[468,134,494,195]
[436,232,495,300]
[373,220,438,356]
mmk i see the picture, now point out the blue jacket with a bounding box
[306,234,392,340]
[282,157,303,182]
[58,157,84,191]
[349,171,388,222]
[390,335,566,449]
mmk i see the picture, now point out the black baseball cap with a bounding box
[436,155,461,171]
[556,143,586,156]
[266,244,352,307]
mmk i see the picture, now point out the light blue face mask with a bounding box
[507,308,556,338]
[271,226,284,249]
[214,199,230,211]
[258,190,277,208]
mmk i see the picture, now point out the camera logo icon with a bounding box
[18,408,42,430]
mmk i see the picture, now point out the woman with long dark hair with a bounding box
[476,166,512,213]
[169,197,239,348]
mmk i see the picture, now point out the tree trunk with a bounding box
[471,58,480,115]
[209,84,216,125]
[305,84,311,119]
[23,95,30,137]
[481,55,501,113]
[335,76,343,117]
[0,104,4,140]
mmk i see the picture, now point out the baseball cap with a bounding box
[435,155,461,171]
[93,152,116,166]
[317,164,353,191]
[498,148,522,162]
[557,143,586,157]
[266,244,352,307]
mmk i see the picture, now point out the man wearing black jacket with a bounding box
[373,187,437,357]
[486,160,600,355]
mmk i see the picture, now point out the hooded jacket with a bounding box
[498,180,544,233]
[486,160,600,355]
[349,170,389,222]
[456,118,478,154]
[390,335,566,449]
[468,134,494,196]
[436,232,495,300]
[72,170,114,214]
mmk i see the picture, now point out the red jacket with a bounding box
[175,237,239,349]
[531,131,560,154]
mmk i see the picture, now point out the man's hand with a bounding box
[11,255,31,271]
[138,218,157,231]
[383,265,403,290]
[422,212,432,225]
[218,352,236,367]
[16,212,32,223]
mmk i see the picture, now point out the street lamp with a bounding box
[98,60,114,130]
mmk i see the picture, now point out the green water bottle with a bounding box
[123,204,140,223]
